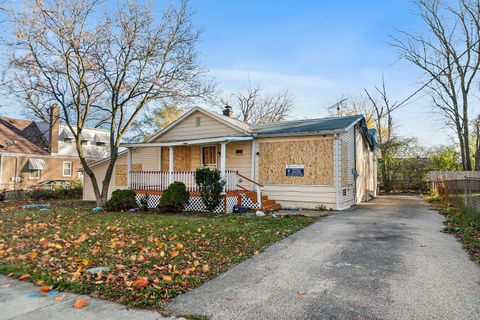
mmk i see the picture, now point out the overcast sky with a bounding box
[0,1,465,147]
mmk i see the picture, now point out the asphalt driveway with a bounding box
[167,195,480,320]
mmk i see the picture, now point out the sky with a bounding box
[0,0,460,147]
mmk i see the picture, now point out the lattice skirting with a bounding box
[241,193,260,209]
[135,193,237,213]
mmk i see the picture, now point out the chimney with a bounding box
[49,104,60,154]
[222,105,233,117]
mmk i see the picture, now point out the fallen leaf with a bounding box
[28,252,38,259]
[202,264,210,272]
[170,250,179,257]
[54,244,63,250]
[73,298,88,308]
[0,284,10,288]
[54,294,65,302]
[35,280,45,285]
[132,277,148,288]
[296,290,306,296]
[75,234,88,243]
[176,243,184,250]
[253,250,259,256]
[162,275,172,282]
[40,285,52,292]
[193,260,200,267]
[18,274,30,281]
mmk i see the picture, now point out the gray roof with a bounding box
[250,115,363,135]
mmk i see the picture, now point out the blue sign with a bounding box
[286,165,304,177]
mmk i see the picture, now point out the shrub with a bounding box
[28,187,83,201]
[158,182,190,213]
[105,189,137,211]
[195,168,226,214]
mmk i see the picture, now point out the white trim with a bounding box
[168,146,174,184]
[62,161,73,177]
[121,136,253,148]
[147,107,251,142]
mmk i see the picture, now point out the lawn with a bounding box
[0,200,317,309]
[426,194,480,264]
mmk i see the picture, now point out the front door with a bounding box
[201,145,217,169]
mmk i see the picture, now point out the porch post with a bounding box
[127,147,132,189]
[250,139,256,191]
[220,142,227,193]
[168,146,174,185]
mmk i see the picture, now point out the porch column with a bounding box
[250,139,256,191]
[127,147,132,189]
[168,146,174,185]
[220,142,227,193]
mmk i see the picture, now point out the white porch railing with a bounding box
[130,170,238,192]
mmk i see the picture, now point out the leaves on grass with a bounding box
[0,199,316,309]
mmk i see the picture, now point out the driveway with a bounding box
[167,195,480,320]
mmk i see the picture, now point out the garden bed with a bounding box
[0,200,317,309]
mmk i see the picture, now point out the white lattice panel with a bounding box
[241,193,260,209]
[135,193,234,213]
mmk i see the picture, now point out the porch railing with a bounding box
[130,170,238,192]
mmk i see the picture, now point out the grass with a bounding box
[0,200,317,310]
[425,194,480,264]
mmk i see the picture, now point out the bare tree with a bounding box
[474,115,480,170]
[392,0,480,171]
[7,0,213,205]
[222,83,294,124]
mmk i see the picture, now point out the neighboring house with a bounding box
[0,105,110,191]
[83,106,379,212]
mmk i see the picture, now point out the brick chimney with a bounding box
[49,104,60,154]
[222,105,233,117]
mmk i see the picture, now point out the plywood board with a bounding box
[258,138,334,185]
[161,146,193,172]
[115,163,142,186]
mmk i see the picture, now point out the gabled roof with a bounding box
[0,117,49,155]
[147,106,252,142]
[251,115,364,136]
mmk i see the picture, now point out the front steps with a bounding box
[237,191,281,212]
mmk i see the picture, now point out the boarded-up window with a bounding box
[341,140,348,187]
[258,138,334,185]
[115,163,142,186]
[161,146,192,171]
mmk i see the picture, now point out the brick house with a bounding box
[0,106,110,191]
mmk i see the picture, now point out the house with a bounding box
[0,105,110,191]
[83,106,378,212]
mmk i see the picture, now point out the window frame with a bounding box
[29,169,41,180]
[62,161,73,177]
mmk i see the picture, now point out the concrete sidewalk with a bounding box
[0,275,177,320]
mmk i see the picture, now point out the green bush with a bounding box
[105,189,137,211]
[29,187,83,201]
[194,168,225,214]
[158,182,190,213]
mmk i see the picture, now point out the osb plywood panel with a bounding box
[161,146,193,172]
[258,139,334,185]
[115,163,142,186]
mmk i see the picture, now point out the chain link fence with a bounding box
[430,177,480,215]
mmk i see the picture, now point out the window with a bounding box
[29,169,40,180]
[63,161,72,177]
[201,145,217,168]
[196,117,201,126]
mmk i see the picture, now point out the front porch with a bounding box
[121,136,280,212]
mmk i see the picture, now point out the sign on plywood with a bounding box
[286,164,304,177]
